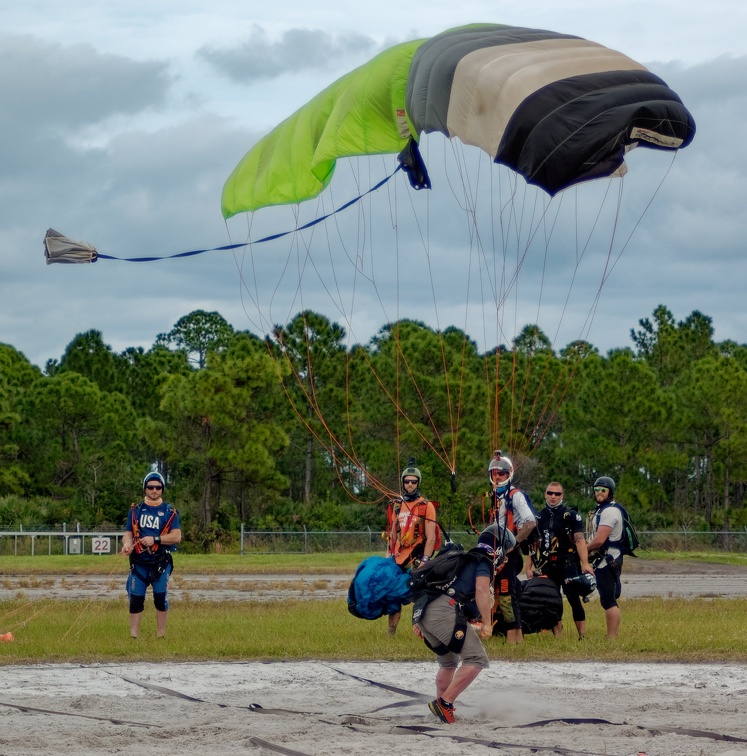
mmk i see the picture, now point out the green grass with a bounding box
[0,552,370,576]
[2,549,746,576]
[1,596,746,665]
[640,549,747,568]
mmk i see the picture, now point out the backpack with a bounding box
[492,576,564,637]
[407,542,490,602]
[598,502,640,557]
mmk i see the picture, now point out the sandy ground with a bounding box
[1,660,746,756]
[1,560,746,755]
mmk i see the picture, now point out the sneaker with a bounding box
[428,698,456,724]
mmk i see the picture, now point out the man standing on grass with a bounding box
[585,476,624,639]
[386,461,439,636]
[489,451,536,644]
[121,472,181,638]
[525,481,595,639]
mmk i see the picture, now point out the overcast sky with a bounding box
[1,1,746,369]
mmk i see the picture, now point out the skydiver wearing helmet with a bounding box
[525,481,595,639]
[386,461,439,635]
[488,451,536,644]
[412,523,513,724]
[121,472,181,639]
[586,476,625,638]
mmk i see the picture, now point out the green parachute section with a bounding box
[221,38,425,218]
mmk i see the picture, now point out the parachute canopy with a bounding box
[347,556,412,620]
[222,23,696,217]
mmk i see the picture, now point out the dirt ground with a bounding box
[1,660,746,756]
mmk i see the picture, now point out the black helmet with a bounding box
[593,476,615,494]
[564,573,597,599]
[475,523,516,563]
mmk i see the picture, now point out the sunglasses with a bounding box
[146,485,163,491]
[594,487,609,493]
[403,479,419,485]
[545,490,562,496]
[492,470,510,478]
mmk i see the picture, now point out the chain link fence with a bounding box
[1,527,746,556]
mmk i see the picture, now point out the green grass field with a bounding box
[1,552,745,665]
[1,549,745,576]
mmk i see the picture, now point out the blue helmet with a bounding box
[143,471,165,489]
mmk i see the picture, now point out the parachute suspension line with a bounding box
[581,178,633,341]
[517,157,675,459]
[395,167,403,483]
[599,152,679,288]
[512,194,579,460]
[270,329,392,505]
[320,156,410,489]
[367,149,459,473]
[229,211,266,336]
[435,139,489,475]
[484,167,563,460]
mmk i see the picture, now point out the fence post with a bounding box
[304,526,308,554]
[240,523,244,556]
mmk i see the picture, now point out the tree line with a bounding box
[1,305,746,550]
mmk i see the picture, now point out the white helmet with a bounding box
[488,450,513,494]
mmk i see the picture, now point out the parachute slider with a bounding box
[44,228,98,264]
[397,138,431,191]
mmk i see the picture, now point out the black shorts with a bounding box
[595,556,622,610]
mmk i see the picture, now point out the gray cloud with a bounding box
[198,26,377,83]
[0,34,172,131]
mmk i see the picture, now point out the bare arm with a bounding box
[423,505,438,558]
[514,520,536,545]
[586,524,612,555]
[121,529,135,555]
[475,575,493,639]
[524,552,535,578]
[574,531,595,574]
[388,507,399,554]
